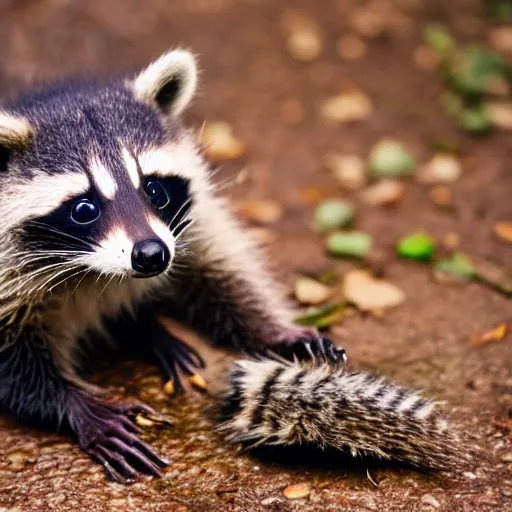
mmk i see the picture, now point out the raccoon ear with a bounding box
[0,112,34,171]
[132,50,198,116]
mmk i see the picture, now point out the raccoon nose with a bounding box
[131,239,170,275]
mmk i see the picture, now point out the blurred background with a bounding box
[1,1,512,510]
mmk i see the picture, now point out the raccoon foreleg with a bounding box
[0,326,168,482]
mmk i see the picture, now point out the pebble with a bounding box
[324,153,366,190]
[321,89,372,123]
[201,121,246,162]
[501,452,512,463]
[294,277,332,305]
[421,494,441,509]
[417,154,462,185]
[360,179,405,206]
[283,483,311,500]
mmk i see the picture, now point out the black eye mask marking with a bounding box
[144,176,191,236]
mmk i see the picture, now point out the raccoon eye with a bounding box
[70,199,100,225]
[145,180,169,209]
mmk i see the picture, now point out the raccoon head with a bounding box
[0,49,205,292]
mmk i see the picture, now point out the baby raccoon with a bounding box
[0,50,342,482]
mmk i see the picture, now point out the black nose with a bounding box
[131,239,170,275]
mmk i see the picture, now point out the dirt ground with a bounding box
[0,0,511,511]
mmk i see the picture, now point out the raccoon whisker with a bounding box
[26,221,99,250]
[167,198,193,230]
[71,268,93,296]
[47,267,88,293]
[30,263,84,294]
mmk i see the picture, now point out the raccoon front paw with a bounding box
[70,395,169,483]
[279,336,347,364]
[153,318,206,394]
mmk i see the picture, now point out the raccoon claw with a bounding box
[271,336,347,365]
[152,328,206,395]
[71,396,169,483]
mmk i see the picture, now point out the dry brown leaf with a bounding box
[321,89,373,124]
[294,277,332,305]
[343,270,405,312]
[417,154,462,185]
[494,222,512,243]
[324,153,366,190]
[201,121,246,162]
[283,483,311,500]
[471,323,508,346]
[236,200,284,224]
[360,179,406,206]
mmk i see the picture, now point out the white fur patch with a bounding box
[78,228,133,275]
[121,146,140,189]
[89,155,117,200]
[131,49,198,115]
[148,215,175,261]
[0,111,34,147]
[0,172,89,236]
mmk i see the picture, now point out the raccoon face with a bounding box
[0,50,202,285]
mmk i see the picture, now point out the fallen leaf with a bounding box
[324,153,366,190]
[460,105,492,134]
[201,121,246,162]
[417,154,462,185]
[435,252,476,281]
[326,231,372,259]
[369,139,416,178]
[294,277,332,305]
[283,483,311,500]
[237,200,284,224]
[321,88,373,124]
[485,101,512,130]
[315,199,354,233]
[471,323,508,346]
[360,179,406,206]
[397,232,435,261]
[343,270,405,312]
[281,11,323,62]
[294,303,345,329]
[494,221,512,243]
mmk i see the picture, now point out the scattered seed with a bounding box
[501,452,512,463]
[421,494,441,509]
[189,373,207,391]
[485,101,512,130]
[294,277,332,305]
[321,88,373,124]
[283,483,311,500]
[337,35,367,61]
[237,200,284,225]
[413,44,440,72]
[494,221,512,243]
[326,231,372,259]
[201,121,246,162]
[430,186,454,208]
[417,154,462,185]
[135,414,155,427]
[324,153,366,190]
[360,179,406,206]
[397,232,435,261]
[281,11,323,62]
[280,99,304,124]
[163,380,175,396]
[368,139,416,178]
[315,199,354,233]
[442,232,461,250]
[343,270,405,312]
[471,323,508,346]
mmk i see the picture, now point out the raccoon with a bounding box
[0,50,343,482]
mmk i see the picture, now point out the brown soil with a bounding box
[0,1,511,511]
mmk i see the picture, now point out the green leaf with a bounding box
[295,303,345,329]
[369,139,416,178]
[314,199,354,233]
[459,105,492,134]
[326,232,373,259]
[435,252,476,280]
[397,232,435,261]
[423,24,456,59]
